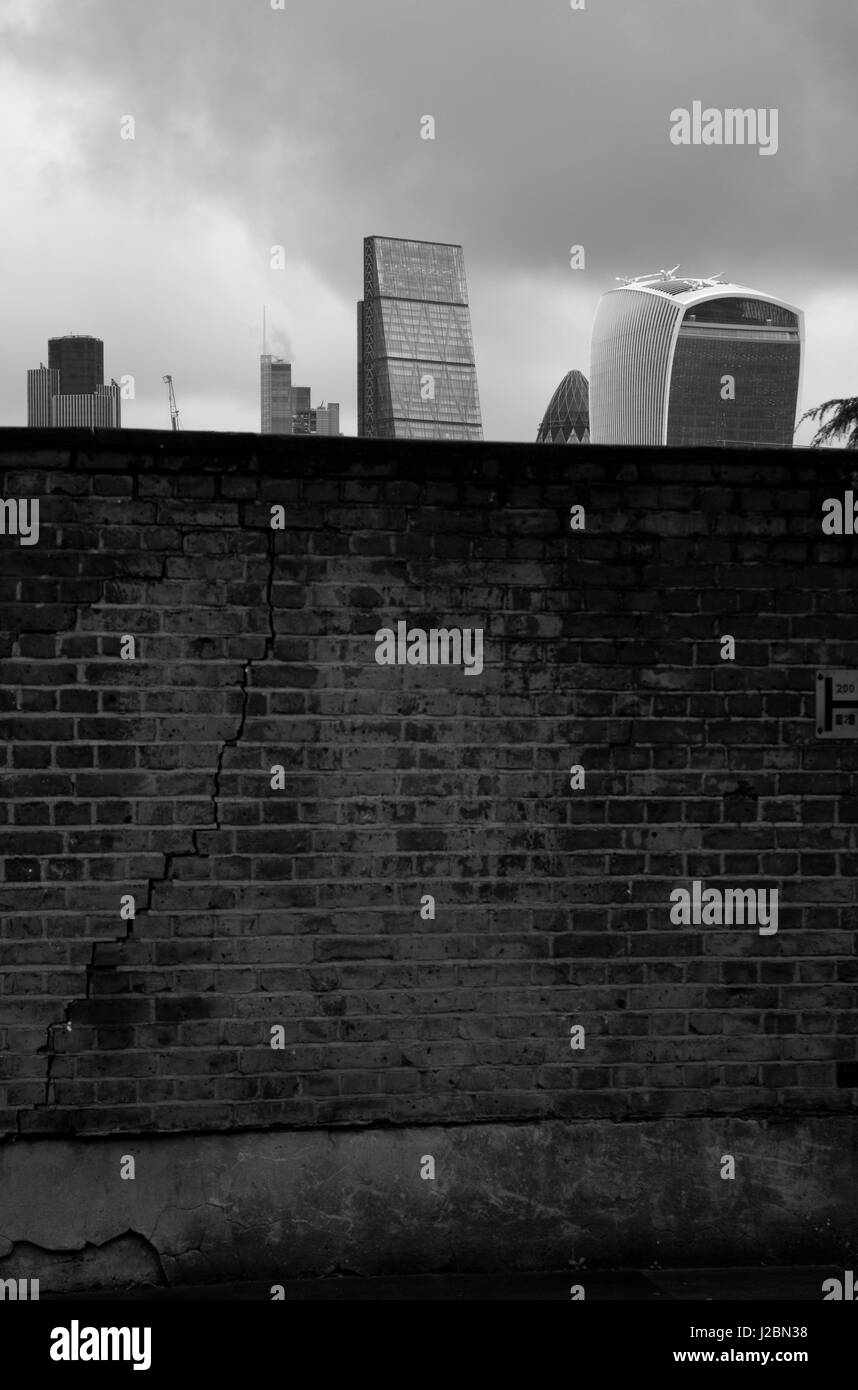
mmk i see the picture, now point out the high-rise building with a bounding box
[52,384,121,428]
[357,235,482,440]
[589,272,804,447]
[290,385,311,426]
[27,337,120,428]
[314,403,340,436]
[537,370,590,443]
[293,401,340,436]
[26,366,60,427]
[261,361,338,435]
[48,335,104,395]
[260,355,292,434]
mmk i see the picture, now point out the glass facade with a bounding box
[590,283,804,448]
[684,297,798,328]
[667,330,801,448]
[358,236,482,440]
[537,370,590,443]
[260,356,292,434]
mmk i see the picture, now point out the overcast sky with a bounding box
[1,0,855,442]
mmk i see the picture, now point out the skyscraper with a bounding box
[52,385,122,428]
[27,336,120,428]
[26,366,60,427]
[358,236,482,440]
[314,403,340,436]
[292,401,340,436]
[48,335,104,395]
[290,384,311,426]
[537,370,590,443]
[260,355,292,434]
[260,357,339,436]
[589,272,804,447]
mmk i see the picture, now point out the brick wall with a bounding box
[1,430,857,1138]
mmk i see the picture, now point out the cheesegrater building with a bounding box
[358,236,482,440]
[589,272,804,447]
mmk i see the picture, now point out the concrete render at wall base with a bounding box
[1,1119,857,1291]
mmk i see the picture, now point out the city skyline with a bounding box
[0,0,855,442]
[18,264,807,446]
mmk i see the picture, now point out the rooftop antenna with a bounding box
[262,305,268,356]
[616,264,682,286]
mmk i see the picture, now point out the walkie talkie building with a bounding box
[589,274,804,447]
[358,236,482,440]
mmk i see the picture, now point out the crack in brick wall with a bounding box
[210,525,277,834]
[2,433,858,1139]
[23,504,279,1125]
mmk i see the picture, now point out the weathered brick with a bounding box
[1,434,856,1137]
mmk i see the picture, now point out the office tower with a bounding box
[27,366,60,427]
[537,370,590,443]
[27,341,121,428]
[290,386,312,434]
[292,401,341,437]
[314,402,340,436]
[260,357,338,436]
[260,355,292,434]
[52,384,121,428]
[290,385,312,433]
[589,272,804,447]
[357,235,482,440]
[48,336,104,395]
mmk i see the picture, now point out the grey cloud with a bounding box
[2,0,856,438]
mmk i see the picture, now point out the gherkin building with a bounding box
[536,369,590,443]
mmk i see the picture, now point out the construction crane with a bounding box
[163,375,181,431]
